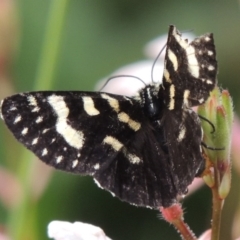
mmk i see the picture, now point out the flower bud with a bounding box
[198,87,233,199]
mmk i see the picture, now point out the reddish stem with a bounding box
[160,204,197,240]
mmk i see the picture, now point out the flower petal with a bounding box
[48,221,112,240]
[96,60,163,96]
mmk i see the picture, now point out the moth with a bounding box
[0,25,217,208]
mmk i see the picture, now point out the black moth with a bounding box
[0,25,217,208]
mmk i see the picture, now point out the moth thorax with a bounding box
[140,86,161,120]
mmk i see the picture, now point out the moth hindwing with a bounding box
[0,25,217,208]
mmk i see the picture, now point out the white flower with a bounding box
[96,60,163,96]
[48,221,112,240]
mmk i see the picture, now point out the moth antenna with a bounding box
[151,43,166,84]
[198,115,215,133]
[99,75,146,91]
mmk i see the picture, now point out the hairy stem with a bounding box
[172,219,198,240]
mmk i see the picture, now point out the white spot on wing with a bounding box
[31,107,40,112]
[28,95,38,106]
[42,128,49,134]
[103,136,123,151]
[168,85,175,110]
[82,96,100,116]
[206,80,213,85]
[186,46,199,78]
[101,94,120,112]
[168,49,178,71]
[163,68,171,83]
[183,90,190,106]
[42,148,48,156]
[56,156,63,164]
[208,50,213,56]
[127,154,141,164]
[10,106,17,111]
[36,116,43,123]
[205,36,211,42]
[32,138,38,145]
[118,112,141,131]
[21,127,28,135]
[94,163,100,170]
[72,160,78,168]
[104,136,141,164]
[14,115,22,124]
[28,95,40,112]
[208,65,215,71]
[48,95,85,150]
[177,127,186,142]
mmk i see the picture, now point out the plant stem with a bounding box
[35,0,69,90]
[172,219,198,240]
[160,204,197,240]
[7,0,69,239]
[211,164,223,240]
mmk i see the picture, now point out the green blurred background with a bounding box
[0,0,240,239]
